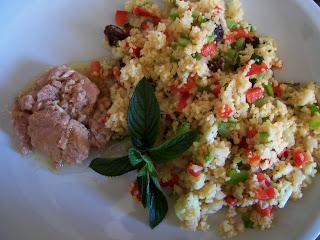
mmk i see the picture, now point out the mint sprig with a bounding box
[89,78,199,228]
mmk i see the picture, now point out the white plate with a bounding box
[0,0,320,239]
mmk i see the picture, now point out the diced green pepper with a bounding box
[198,15,208,23]
[248,24,256,33]
[218,121,232,138]
[242,215,254,229]
[309,103,320,115]
[226,19,237,30]
[169,8,179,20]
[254,98,266,107]
[205,154,214,163]
[192,10,200,19]
[251,53,264,64]
[234,38,245,51]
[263,83,274,97]
[259,131,269,143]
[226,170,249,184]
[177,37,191,47]
[309,116,320,129]
[207,34,215,42]
[192,52,202,60]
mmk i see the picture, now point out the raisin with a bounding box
[208,58,223,72]
[245,36,260,48]
[214,24,224,43]
[104,25,128,46]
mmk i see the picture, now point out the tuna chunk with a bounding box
[11,65,111,166]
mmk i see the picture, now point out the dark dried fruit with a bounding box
[214,24,224,43]
[104,25,128,46]
[245,36,260,48]
[208,58,223,72]
[119,60,126,68]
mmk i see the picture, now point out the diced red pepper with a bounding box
[255,187,276,200]
[160,173,179,187]
[140,20,153,30]
[224,195,237,206]
[216,104,232,119]
[187,163,203,177]
[131,47,141,57]
[277,147,288,158]
[115,10,129,26]
[201,41,216,57]
[130,180,141,201]
[246,87,264,103]
[177,93,189,112]
[247,127,257,138]
[132,6,161,24]
[225,28,255,42]
[238,137,248,149]
[272,82,281,97]
[90,60,102,77]
[247,150,261,166]
[170,76,196,94]
[256,205,272,217]
[164,30,171,42]
[108,66,121,80]
[212,83,221,97]
[245,63,268,77]
[293,149,308,166]
[124,25,132,35]
[256,172,271,186]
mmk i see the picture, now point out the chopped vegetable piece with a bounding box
[246,87,264,103]
[177,37,191,47]
[201,41,216,57]
[204,154,214,163]
[225,195,237,206]
[256,205,272,217]
[309,104,320,115]
[207,34,215,42]
[245,63,268,76]
[115,10,129,26]
[251,53,264,64]
[277,147,288,158]
[218,121,233,138]
[223,48,239,70]
[176,122,190,135]
[227,170,249,184]
[170,42,178,49]
[176,93,189,112]
[216,104,232,119]
[140,20,153,30]
[187,163,203,177]
[256,172,271,186]
[272,82,281,97]
[248,24,256,33]
[169,8,179,20]
[242,215,254,229]
[247,150,261,166]
[160,173,179,187]
[191,10,200,19]
[130,46,141,57]
[254,98,266,107]
[170,76,196,93]
[198,15,208,23]
[226,19,237,30]
[255,187,276,200]
[212,83,222,97]
[225,28,255,42]
[263,83,274,97]
[132,6,161,23]
[90,60,102,77]
[293,149,308,166]
[309,116,320,129]
[234,38,245,51]
[247,127,257,138]
[192,52,202,60]
[259,131,269,143]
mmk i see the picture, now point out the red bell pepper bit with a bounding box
[272,82,281,97]
[255,187,276,200]
[216,104,232,119]
[176,93,189,112]
[256,204,272,217]
[160,173,179,188]
[130,180,141,201]
[201,41,216,57]
[225,28,255,42]
[115,10,129,26]
[246,87,264,103]
[170,76,196,94]
[224,195,237,206]
[247,150,261,166]
[245,63,268,77]
[131,46,141,57]
[277,147,288,158]
[132,6,161,24]
[187,163,203,177]
[256,172,271,186]
[247,127,257,138]
[90,60,102,77]
[293,149,309,167]
[212,83,221,97]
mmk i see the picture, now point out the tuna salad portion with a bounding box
[12,65,113,167]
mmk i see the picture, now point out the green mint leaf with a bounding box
[89,156,135,177]
[226,170,249,184]
[148,178,168,228]
[137,174,150,208]
[128,78,160,150]
[148,129,199,164]
[128,148,143,166]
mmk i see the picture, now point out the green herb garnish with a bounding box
[223,48,240,71]
[263,83,274,97]
[176,122,191,135]
[226,19,237,30]
[254,98,266,107]
[218,121,234,138]
[197,15,208,23]
[169,8,179,20]
[309,103,320,115]
[207,34,215,42]
[191,10,200,19]
[309,116,320,129]
[192,52,202,60]
[177,37,191,47]
[234,38,245,51]
[259,131,269,143]
[205,153,214,163]
[226,170,249,184]
[89,78,199,228]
